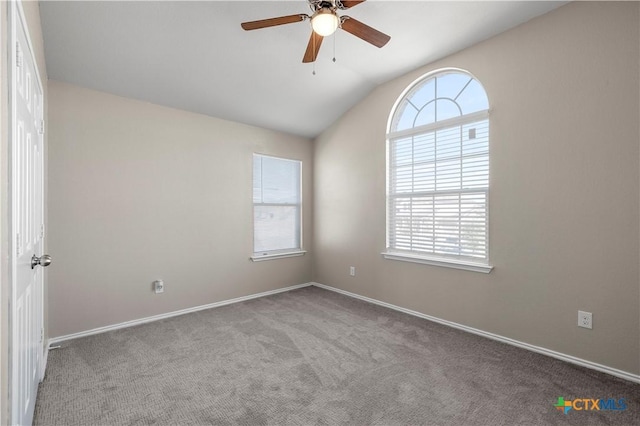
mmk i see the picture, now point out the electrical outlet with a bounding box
[349,266,355,277]
[153,280,164,294]
[578,310,592,329]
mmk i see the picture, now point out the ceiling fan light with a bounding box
[311,9,339,36]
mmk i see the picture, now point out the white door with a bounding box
[10,1,47,425]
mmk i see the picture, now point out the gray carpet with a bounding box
[35,286,640,425]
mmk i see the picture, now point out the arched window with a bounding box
[384,69,492,272]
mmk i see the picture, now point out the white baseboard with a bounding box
[48,282,312,346]
[311,282,640,384]
[46,280,640,384]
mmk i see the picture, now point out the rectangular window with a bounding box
[252,154,303,261]
[386,118,491,272]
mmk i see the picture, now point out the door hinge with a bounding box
[38,120,45,135]
[16,233,21,256]
[40,328,43,343]
[40,224,45,239]
[16,43,23,68]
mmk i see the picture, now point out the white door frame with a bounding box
[8,0,46,423]
[1,3,4,423]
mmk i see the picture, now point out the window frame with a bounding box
[382,68,493,273]
[251,153,305,262]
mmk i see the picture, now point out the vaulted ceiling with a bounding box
[40,1,567,138]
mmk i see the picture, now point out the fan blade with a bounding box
[302,31,324,63]
[338,1,366,9]
[241,14,306,31]
[341,17,390,48]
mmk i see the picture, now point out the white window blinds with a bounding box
[387,71,490,266]
[253,154,302,255]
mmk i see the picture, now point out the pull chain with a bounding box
[333,31,336,63]
[312,31,317,75]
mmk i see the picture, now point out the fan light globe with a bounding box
[311,9,339,36]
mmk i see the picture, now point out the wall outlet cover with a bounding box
[578,310,592,329]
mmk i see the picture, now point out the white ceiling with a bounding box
[40,1,567,138]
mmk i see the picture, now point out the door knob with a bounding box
[31,254,52,269]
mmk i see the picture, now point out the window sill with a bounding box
[251,250,307,262]
[381,251,494,274]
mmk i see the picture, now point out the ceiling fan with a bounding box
[241,0,390,63]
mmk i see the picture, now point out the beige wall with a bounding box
[313,1,640,374]
[47,81,313,338]
[1,1,48,423]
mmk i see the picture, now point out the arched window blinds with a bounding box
[385,69,491,271]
